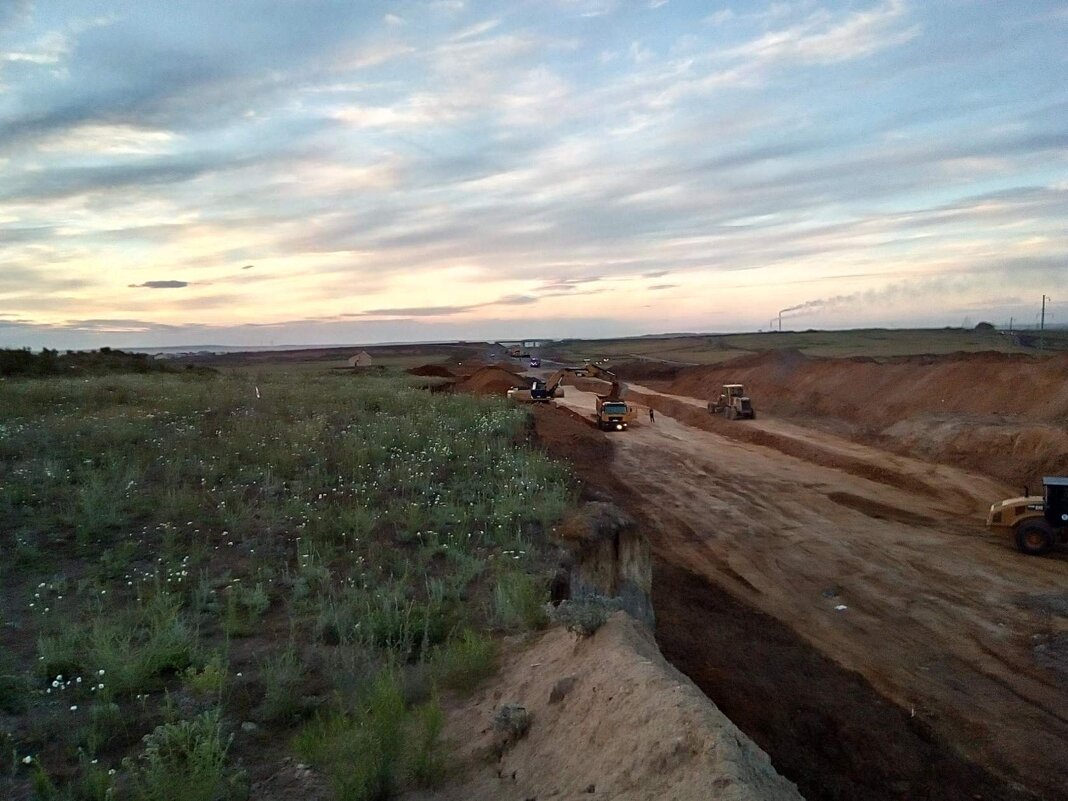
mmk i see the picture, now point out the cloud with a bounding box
[128,280,190,289]
[0,1,1065,346]
[346,292,540,319]
[648,283,677,290]
[728,0,918,67]
[348,304,472,318]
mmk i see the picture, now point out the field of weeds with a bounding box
[0,369,572,800]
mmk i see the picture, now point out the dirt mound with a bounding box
[453,360,525,377]
[453,366,527,396]
[664,350,1068,483]
[407,363,456,378]
[414,615,803,801]
[610,359,684,382]
[531,404,611,481]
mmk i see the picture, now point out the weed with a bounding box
[220,582,270,637]
[259,645,304,723]
[409,699,446,789]
[493,571,548,631]
[123,708,239,801]
[1,371,573,799]
[432,630,499,694]
[296,670,406,801]
[184,651,228,697]
[0,653,29,714]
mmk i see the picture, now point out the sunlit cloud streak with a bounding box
[0,0,1066,347]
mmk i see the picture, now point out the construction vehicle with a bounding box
[595,397,635,431]
[507,369,572,403]
[583,361,616,382]
[708,384,755,420]
[987,476,1068,556]
[586,367,635,431]
[507,345,529,358]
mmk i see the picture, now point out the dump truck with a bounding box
[708,384,755,420]
[595,397,635,431]
[987,476,1068,555]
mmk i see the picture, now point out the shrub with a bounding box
[123,708,240,801]
[91,602,198,695]
[548,596,622,636]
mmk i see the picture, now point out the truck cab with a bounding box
[596,399,632,431]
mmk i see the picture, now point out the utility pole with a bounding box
[778,311,782,332]
[1041,295,1049,350]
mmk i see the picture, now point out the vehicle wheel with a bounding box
[749,411,756,420]
[1015,520,1055,556]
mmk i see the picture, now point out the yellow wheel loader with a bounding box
[987,476,1068,556]
[708,384,755,420]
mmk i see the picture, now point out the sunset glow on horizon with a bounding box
[1,1,1067,348]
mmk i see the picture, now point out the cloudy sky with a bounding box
[1,0,1066,348]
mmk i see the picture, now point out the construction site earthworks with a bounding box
[484,334,1068,801]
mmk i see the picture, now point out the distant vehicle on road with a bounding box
[529,357,541,368]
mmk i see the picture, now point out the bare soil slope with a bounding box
[452,366,526,396]
[551,383,1067,799]
[644,350,1068,483]
[404,615,803,801]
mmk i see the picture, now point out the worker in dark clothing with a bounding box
[648,407,655,423]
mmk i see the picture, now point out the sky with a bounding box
[1,0,1066,349]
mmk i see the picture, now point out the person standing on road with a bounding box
[649,407,655,423]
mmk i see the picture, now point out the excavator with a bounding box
[507,369,573,403]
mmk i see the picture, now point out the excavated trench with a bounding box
[531,404,1043,801]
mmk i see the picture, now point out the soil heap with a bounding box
[406,614,803,801]
[654,350,1068,483]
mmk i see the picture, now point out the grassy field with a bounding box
[0,368,572,800]
[545,327,1068,365]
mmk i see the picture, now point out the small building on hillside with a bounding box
[347,351,373,368]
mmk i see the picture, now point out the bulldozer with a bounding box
[987,476,1068,555]
[708,384,755,420]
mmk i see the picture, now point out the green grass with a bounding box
[545,326,1066,366]
[0,369,572,800]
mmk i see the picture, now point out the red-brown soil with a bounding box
[452,366,528,396]
[408,615,804,801]
[536,368,1067,801]
[625,350,1068,484]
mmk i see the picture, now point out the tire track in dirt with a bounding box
[545,386,1068,799]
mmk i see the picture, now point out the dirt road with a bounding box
[555,382,1068,799]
